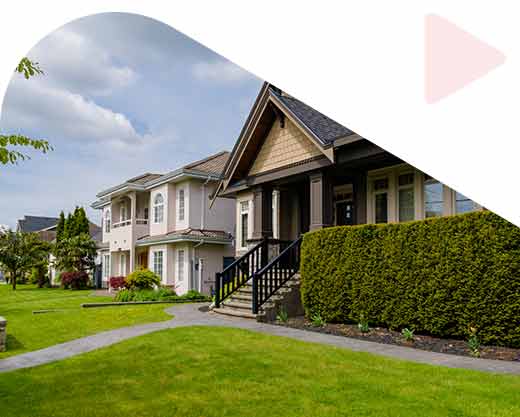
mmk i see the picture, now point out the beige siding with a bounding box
[249,118,322,176]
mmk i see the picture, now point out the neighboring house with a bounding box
[16,215,102,285]
[213,83,483,317]
[91,151,235,295]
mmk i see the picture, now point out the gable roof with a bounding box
[270,89,353,145]
[125,173,162,185]
[217,83,357,194]
[17,216,59,233]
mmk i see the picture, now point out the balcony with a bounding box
[113,218,148,229]
[109,218,149,252]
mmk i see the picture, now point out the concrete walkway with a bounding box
[1,303,520,375]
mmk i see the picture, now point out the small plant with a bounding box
[467,326,481,357]
[401,328,415,342]
[311,311,325,327]
[60,271,89,290]
[358,314,370,333]
[109,276,126,290]
[276,307,289,323]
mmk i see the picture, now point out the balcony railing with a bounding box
[112,218,148,229]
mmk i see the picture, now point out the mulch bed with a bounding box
[273,316,520,362]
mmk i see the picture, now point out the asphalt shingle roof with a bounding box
[270,88,353,145]
[184,151,230,175]
[17,216,59,233]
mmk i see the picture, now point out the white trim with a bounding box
[237,198,252,250]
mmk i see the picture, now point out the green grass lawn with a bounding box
[1,326,519,417]
[0,284,171,358]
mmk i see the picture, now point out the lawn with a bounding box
[1,326,519,417]
[0,284,171,358]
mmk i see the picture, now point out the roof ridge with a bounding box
[126,172,162,184]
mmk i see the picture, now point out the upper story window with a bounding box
[104,210,111,233]
[144,207,149,220]
[239,200,250,249]
[154,193,164,223]
[120,204,128,222]
[178,189,185,221]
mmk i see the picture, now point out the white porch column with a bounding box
[129,192,137,272]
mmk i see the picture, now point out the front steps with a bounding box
[212,274,304,321]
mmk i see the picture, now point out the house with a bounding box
[16,215,103,285]
[91,151,235,294]
[212,83,482,318]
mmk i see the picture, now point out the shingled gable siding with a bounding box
[248,118,322,176]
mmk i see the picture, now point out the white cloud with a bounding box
[192,59,253,83]
[2,79,151,148]
[29,28,137,96]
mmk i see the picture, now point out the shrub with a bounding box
[30,264,50,288]
[124,268,161,290]
[300,211,520,348]
[60,271,89,290]
[115,287,176,302]
[109,276,126,290]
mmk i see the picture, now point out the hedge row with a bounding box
[300,211,520,347]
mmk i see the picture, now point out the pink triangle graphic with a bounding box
[425,14,506,103]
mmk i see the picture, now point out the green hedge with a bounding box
[300,211,520,347]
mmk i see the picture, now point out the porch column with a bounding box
[353,172,367,225]
[272,189,280,240]
[129,192,137,272]
[309,171,333,231]
[251,185,273,241]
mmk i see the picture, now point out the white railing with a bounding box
[112,218,149,229]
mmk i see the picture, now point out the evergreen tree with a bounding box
[63,213,73,240]
[56,211,65,243]
[77,207,90,235]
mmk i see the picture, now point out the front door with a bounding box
[335,201,354,226]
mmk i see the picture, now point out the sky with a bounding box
[0,12,262,229]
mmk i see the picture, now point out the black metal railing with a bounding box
[214,238,292,308]
[252,236,302,314]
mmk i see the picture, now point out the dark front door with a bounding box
[336,201,354,226]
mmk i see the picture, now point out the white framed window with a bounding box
[177,250,185,282]
[153,193,164,223]
[239,200,250,249]
[453,191,480,214]
[373,177,389,224]
[424,175,444,218]
[102,254,110,278]
[120,253,127,276]
[398,173,415,222]
[178,189,185,221]
[120,204,128,222]
[104,210,111,233]
[153,251,163,279]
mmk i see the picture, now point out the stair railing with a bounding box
[252,236,302,314]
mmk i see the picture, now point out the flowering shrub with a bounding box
[61,271,89,290]
[109,276,126,290]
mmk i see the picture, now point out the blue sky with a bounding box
[0,12,262,229]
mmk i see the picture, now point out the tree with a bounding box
[56,211,66,243]
[63,213,73,240]
[76,207,90,235]
[0,58,52,165]
[0,231,51,290]
[53,233,96,274]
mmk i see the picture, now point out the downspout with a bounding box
[201,174,212,230]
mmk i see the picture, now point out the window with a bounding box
[178,250,185,282]
[120,204,128,222]
[144,207,149,220]
[153,193,164,223]
[104,210,111,233]
[424,176,443,218]
[102,254,110,278]
[178,189,185,221]
[373,178,388,223]
[239,201,250,249]
[455,192,478,214]
[120,254,127,276]
[153,251,163,279]
[398,173,414,222]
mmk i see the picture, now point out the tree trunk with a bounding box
[11,270,16,290]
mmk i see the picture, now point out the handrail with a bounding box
[252,236,302,314]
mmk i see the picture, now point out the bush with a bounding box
[30,264,50,288]
[114,287,210,303]
[300,211,520,348]
[60,271,90,290]
[109,276,126,290]
[124,268,161,290]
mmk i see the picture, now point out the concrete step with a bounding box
[222,300,252,311]
[231,293,253,302]
[213,306,256,319]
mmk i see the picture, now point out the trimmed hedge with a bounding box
[300,211,520,347]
